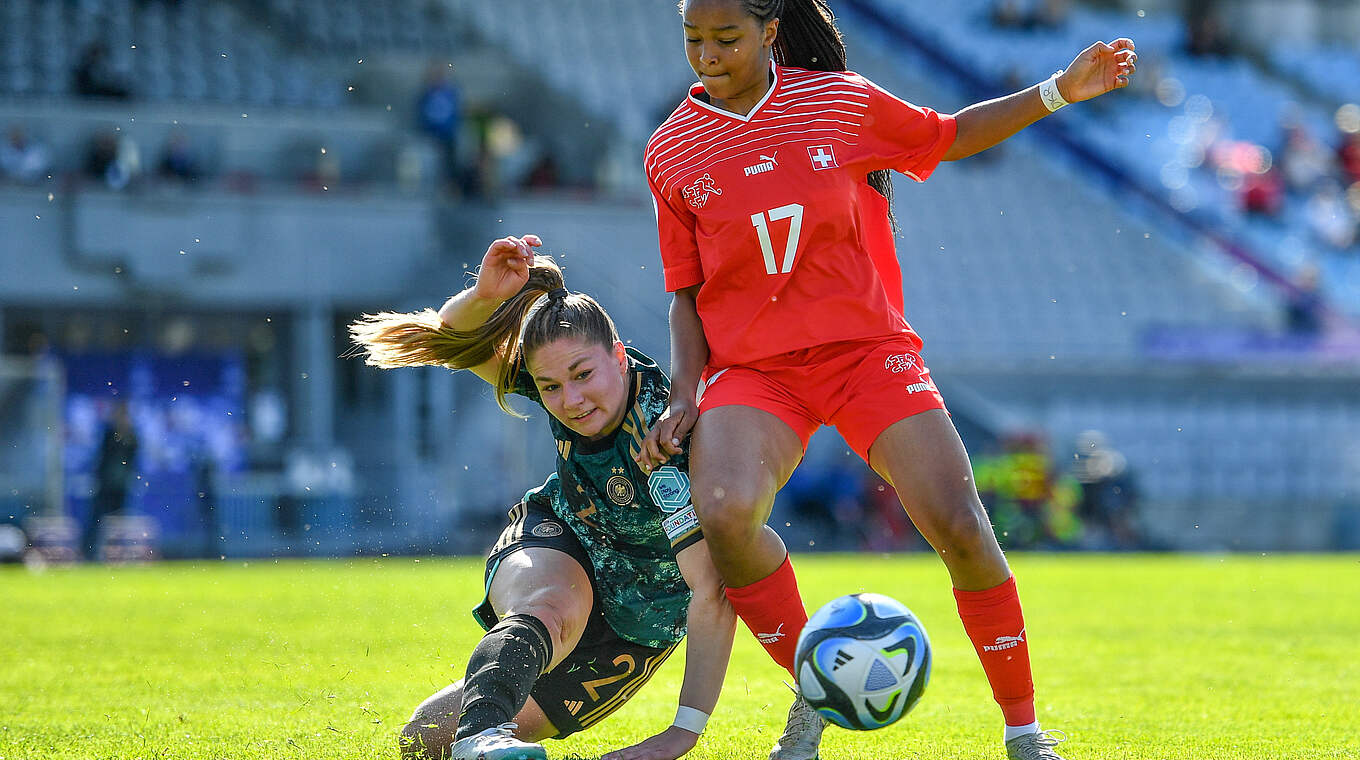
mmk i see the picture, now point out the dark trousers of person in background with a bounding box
[83,486,126,561]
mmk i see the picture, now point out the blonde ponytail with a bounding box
[348,256,566,415]
[349,255,621,417]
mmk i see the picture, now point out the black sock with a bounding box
[454,613,554,741]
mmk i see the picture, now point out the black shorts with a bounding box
[472,501,680,739]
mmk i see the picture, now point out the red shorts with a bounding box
[697,335,948,462]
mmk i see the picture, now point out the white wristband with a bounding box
[673,705,710,735]
[1039,71,1069,112]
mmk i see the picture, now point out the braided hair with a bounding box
[725,0,897,228]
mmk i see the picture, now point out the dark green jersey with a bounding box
[513,347,701,649]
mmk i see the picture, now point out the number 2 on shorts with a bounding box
[580,654,637,701]
[750,203,805,275]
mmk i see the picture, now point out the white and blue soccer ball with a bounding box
[794,593,932,731]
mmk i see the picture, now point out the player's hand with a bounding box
[1058,38,1136,102]
[601,725,699,760]
[636,400,697,472]
[471,234,543,303]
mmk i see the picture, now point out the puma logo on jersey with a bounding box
[682,173,723,208]
[756,623,786,644]
[743,151,779,176]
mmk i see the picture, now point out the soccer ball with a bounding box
[794,592,931,731]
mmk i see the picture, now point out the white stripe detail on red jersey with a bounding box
[652,127,858,191]
[649,114,864,181]
[646,67,881,195]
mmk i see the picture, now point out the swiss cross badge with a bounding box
[807,144,839,171]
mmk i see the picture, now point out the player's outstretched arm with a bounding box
[347,234,545,386]
[637,285,708,472]
[602,540,736,760]
[436,234,542,385]
[941,38,1136,161]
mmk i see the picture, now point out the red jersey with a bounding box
[645,65,957,368]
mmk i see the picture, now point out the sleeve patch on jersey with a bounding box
[648,466,691,514]
[662,505,699,542]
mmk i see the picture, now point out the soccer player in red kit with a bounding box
[637,1,1137,759]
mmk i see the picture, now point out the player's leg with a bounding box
[400,680,560,759]
[399,500,594,759]
[690,401,829,760]
[456,546,594,734]
[867,410,1010,588]
[690,404,808,671]
[399,546,590,758]
[866,411,1045,744]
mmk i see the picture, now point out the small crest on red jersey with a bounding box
[807,144,839,171]
[884,353,919,374]
[681,173,724,209]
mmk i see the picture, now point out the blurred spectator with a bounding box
[782,456,864,550]
[84,129,141,190]
[1184,3,1231,58]
[1339,129,1360,185]
[1277,119,1335,195]
[989,0,1066,30]
[85,132,119,183]
[858,474,927,552]
[85,402,139,560]
[990,0,1027,29]
[1030,0,1068,30]
[72,42,131,100]
[1284,264,1324,336]
[0,125,51,184]
[416,63,463,193]
[522,153,561,190]
[976,432,1082,549]
[157,131,200,184]
[192,443,219,558]
[1306,180,1358,251]
[1071,431,1142,550]
[1240,164,1284,218]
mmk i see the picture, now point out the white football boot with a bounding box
[1005,729,1069,760]
[769,691,825,760]
[447,722,547,760]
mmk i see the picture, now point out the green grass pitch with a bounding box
[2,553,1356,759]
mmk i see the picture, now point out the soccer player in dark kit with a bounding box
[638,2,1136,758]
[350,234,824,760]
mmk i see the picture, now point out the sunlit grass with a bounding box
[2,554,1356,759]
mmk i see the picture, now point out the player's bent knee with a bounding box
[692,483,768,544]
[510,599,587,654]
[929,503,996,556]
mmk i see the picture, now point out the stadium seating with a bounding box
[855,0,1358,316]
[244,0,469,56]
[1270,42,1360,107]
[441,0,697,148]
[0,0,345,108]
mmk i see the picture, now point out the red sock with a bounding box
[953,576,1037,726]
[724,555,808,677]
